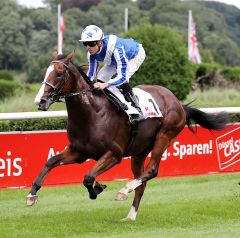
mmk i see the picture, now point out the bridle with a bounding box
[42,60,92,102]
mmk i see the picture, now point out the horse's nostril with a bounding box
[39,99,46,105]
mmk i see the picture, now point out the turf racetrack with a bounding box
[0,173,240,238]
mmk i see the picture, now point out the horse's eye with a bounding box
[56,72,62,80]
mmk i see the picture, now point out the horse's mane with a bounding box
[55,54,92,87]
[55,54,68,60]
[75,64,93,86]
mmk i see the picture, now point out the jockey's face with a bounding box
[84,40,102,55]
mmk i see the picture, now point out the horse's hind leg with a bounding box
[138,106,185,183]
[119,154,147,221]
[26,146,81,206]
[117,126,182,199]
[140,131,175,182]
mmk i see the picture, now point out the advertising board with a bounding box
[0,124,239,188]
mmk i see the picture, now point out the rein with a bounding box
[64,89,93,98]
[51,60,69,69]
[44,60,93,100]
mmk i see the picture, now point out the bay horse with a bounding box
[26,52,228,221]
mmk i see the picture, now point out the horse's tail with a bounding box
[183,104,229,133]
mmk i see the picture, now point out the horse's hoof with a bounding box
[89,193,97,200]
[94,182,107,195]
[120,217,136,222]
[26,194,38,206]
[88,187,97,200]
[115,192,128,201]
[84,184,98,200]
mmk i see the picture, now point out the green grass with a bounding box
[0,173,240,238]
[183,88,240,107]
[0,84,66,112]
[0,85,239,113]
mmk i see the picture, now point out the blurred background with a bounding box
[0,0,240,116]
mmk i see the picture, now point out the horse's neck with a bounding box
[66,73,106,123]
[73,69,89,92]
[65,93,109,130]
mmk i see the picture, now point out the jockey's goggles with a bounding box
[83,41,98,47]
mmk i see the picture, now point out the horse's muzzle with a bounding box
[38,98,53,111]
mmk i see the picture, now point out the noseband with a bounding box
[43,60,70,98]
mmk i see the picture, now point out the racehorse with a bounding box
[26,52,228,221]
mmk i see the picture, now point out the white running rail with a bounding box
[0,111,67,120]
[0,107,239,120]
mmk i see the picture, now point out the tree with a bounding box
[28,30,55,58]
[87,0,141,34]
[138,0,156,10]
[27,52,53,83]
[0,10,27,69]
[216,38,240,66]
[124,24,194,100]
[202,34,240,66]
[29,8,55,31]
[62,0,101,12]
[43,0,64,12]
[44,0,101,12]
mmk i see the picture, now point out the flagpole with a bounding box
[124,8,128,32]
[188,10,192,61]
[57,4,62,54]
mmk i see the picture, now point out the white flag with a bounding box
[57,4,64,54]
[60,15,65,43]
[188,10,201,63]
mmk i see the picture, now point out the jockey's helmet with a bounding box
[79,25,104,42]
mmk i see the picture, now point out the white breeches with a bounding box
[97,45,146,84]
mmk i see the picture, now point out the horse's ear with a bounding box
[66,52,74,62]
[52,51,58,59]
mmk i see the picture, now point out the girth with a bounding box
[123,123,139,156]
[102,88,139,156]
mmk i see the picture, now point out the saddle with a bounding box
[78,68,162,123]
[102,89,129,114]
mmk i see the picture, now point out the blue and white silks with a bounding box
[87,35,145,87]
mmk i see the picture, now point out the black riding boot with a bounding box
[119,83,145,124]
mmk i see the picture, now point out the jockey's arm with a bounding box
[87,53,98,82]
[107,47,127,88]
[93,47,127,90]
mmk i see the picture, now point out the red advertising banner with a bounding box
[0,124,239,188]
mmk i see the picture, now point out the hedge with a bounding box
[0,118,67,132]
[0,79,21,100]
[0,70,14,81]
[0,114,238,132]
[195,63,221,78]
[195,63,240,83]
[221,66,240,82]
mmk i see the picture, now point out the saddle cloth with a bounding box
[108,87,163,119]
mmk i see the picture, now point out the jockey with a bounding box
[79,25,146,124]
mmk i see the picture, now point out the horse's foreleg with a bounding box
[118,155,147,221]
[83,150,121,199]
[26,153,62,205]
[26,147,81,206]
